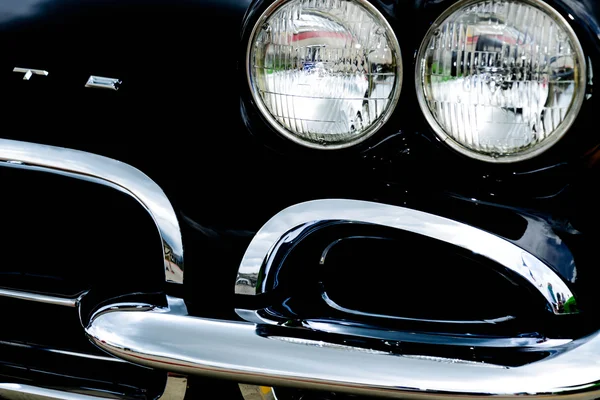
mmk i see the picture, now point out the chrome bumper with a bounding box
[85,296,600,399]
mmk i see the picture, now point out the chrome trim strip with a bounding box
[43,348,127,363]
[235,199,576,315]
[0,369,186,400]
[0,378,187,400]
[86,296,600,399]
[0,384,115,400]
[0,340,128,363]
[0,288,83,307]
[0,340,127,363]
[0,139,183,284]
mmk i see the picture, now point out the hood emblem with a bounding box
[13,67,48,80]
[85,75,121,91]
[13,67,121,90]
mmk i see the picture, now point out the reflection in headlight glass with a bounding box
[249,0,402,148]
[417,0,585,160]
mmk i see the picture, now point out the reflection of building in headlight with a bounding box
[260,24,394,138]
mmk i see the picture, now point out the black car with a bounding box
[1,0,599,399]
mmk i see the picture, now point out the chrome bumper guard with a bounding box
[85,200,597,400]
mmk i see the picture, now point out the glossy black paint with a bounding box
[0,0,594,319]
[1,0,600,397]
[0,167,165,298]
[0,0,595,219]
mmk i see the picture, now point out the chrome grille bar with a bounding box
[0,375,187,400]
[0,288,84,307]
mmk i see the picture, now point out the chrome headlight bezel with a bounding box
[415,0,587,163]
[246,0,403,150]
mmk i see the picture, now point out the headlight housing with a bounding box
[416,0,586,163]
[247,0,402,149]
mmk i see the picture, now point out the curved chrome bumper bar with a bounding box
[235,199,576,315]
[86,296,600,399]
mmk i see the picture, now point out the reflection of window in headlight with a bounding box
[416,0,586,162]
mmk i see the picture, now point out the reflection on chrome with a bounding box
[267,336,390,354]
[235,199,577,315]
[160,374,188,400]
[301,319,572,349]
[0,384,116,400]
[238,384,277,400]
[515,214,578,284]
[85,295,600,399]
[0,374,187,400]
[0,139,183,284]
[320,289,518,325]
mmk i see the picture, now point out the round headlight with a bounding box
[247,0,402,149]
[416,0,586,162]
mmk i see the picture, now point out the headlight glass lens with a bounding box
[416,0,585,162]
[248,0,402,149]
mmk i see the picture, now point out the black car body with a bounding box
[1,0,600,399]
